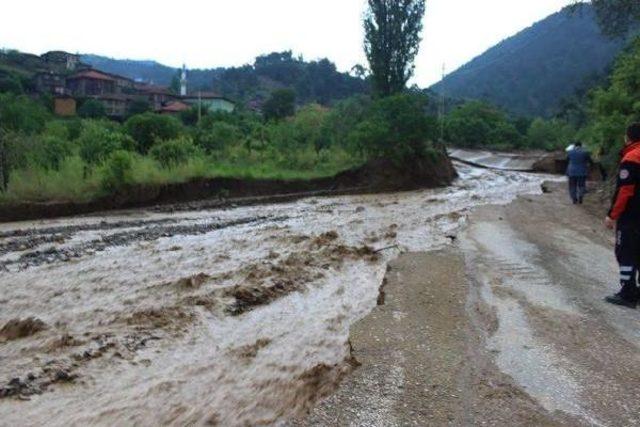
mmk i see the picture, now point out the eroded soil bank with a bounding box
[0,153,456,223]
[0,163,546,426]
[299,182,640,426]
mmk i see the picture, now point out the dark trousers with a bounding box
[615,225,640,300]
[568,176,587,203]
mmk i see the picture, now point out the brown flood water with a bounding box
[0,163,555,426]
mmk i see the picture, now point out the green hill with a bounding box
[431,4,629,117]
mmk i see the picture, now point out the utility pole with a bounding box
[198,91,202,125]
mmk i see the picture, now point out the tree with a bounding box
[127,99,151,117]
[349,93,437,161]
[445,101,521,149]
[571,0,640,36]
[0,72,23,95]
[263,89,296,121]
[0,131,35,191]
[364,0,426,97]
[581,37,640,168]
[102,150,134,192]
[78,122,135,166]
[588,0,640,37]
[526,118,574,151]
[0,94,49,134]
[78,99,106,119]
[194,122,241,152]
[124,113,183,153]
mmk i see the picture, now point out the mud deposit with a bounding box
[0,164,551,426]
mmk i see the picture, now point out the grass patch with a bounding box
[0,150,364,205]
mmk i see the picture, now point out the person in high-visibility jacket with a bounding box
[605,123,640,308]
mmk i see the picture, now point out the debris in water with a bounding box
[230,338,272,359]
[0,318,47,342]
[175,273,210,289]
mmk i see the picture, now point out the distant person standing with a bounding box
[566,142,592,204]
[605,124,640,309]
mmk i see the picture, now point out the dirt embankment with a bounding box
[0,152,457,223]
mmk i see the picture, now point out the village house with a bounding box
[53,95,77,116]
[98,94,136,118]
[41,51,81,72]
[135,84,177,111]
[181,91,235,113]
[29,53,236,119]
[67,70,117,96]
[33,71,68,95]
[106,72,136,94]
[159,100,190,115]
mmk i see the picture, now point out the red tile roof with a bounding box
[183,91,223,99]
[67,70,115,81]
[136,84,173,95]
[161,101,190,113]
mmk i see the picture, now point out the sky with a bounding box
[1,0,574,87]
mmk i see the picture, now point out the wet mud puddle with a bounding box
[0,164,552,426]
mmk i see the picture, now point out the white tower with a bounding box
[180,64,187,96]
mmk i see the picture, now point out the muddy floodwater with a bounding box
[0,164,554,426]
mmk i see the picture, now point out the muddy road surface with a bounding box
[299,182,640,427]
[0,164,551,426]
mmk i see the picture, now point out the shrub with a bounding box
[445,101,521,149]
[78,99,107,119]
[125,113,183,153]
[65,118,83,140]
[321,95,372,149]
[350,93,437,161]
[179,106,207,126]
[0,73,23,95]
[0,94,49,134]
[101,150,134,192]
[149,136,202,168]
[44,120,70,140]
[263,89,296,121]
[196,122,241,152]
[526,118,574,151]
[34,135,74,170]
[78,122,135,166]
[127,99,151,117]
[292,104,329,154]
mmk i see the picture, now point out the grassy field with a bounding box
[0,153,363,204]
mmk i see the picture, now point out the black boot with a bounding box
[605,292,639,309]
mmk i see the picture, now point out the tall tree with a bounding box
[263,89,296,122]
[364,0,426,97]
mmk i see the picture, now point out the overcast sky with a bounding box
[1,0,573,87]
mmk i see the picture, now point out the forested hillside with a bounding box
[82,51,369,105]
[431,4,628,117]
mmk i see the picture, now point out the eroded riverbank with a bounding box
[0,163,552,426]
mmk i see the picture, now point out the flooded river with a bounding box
[0,163,553,426]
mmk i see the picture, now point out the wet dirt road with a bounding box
[0,164,551,426]
[300,182,640,427]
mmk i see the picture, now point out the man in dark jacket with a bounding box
[566,142,592,204]
[605,123,640,308]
